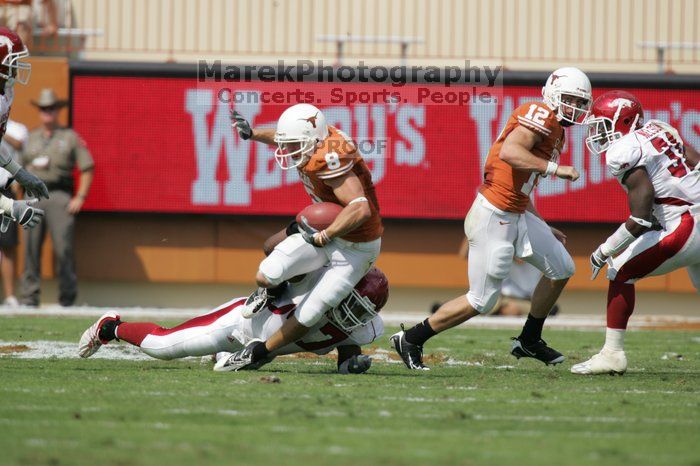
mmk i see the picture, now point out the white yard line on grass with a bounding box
[1,305,699,329]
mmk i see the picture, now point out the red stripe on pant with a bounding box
[117,299,245,346]
[614,212,694,283]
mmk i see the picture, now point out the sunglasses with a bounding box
[39,106,59,113]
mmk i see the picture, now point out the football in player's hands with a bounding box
[295,202,343,231]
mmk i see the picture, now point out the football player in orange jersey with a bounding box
[392,67,592,370]
[224,103,383,370]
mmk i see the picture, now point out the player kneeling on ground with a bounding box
[78,267,389,375]
[571,91,700,375]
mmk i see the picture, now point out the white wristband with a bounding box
[629,216,653,228]
[544,161,558,177]
[0,195,14,216]
[600,223,636,257]
[349,197,368,205]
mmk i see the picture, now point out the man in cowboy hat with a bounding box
[20,87,94,307]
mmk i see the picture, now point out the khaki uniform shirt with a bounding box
[22,127,94,193]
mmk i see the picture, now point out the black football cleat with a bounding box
[510,337,565,365]
[390,324,430,371]
[213,340,273,372]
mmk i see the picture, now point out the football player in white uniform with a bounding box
[571,90,700,375]
[0,27,48,231]
[228,104,382,370]
[78,267,388,374]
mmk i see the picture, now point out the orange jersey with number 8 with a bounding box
[479,101,565,213]
[298,126,383,242]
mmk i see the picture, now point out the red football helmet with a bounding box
[0,27,30,86]
[585,90,644,154]
[329,267,389,332]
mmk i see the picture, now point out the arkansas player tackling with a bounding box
[0,27,48,231]
[227,104,383,370]
[392,67,592,369]
[79,267,389,374]
[571,90,700,375]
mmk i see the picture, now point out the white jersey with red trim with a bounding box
[606,120,700,225]
[228,268,383,356]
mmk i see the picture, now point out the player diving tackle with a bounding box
[78,264,389,374]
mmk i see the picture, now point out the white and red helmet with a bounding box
[542,67,592,125]
[274,103,329,170]
[329,267,389,332]
[585,90,644,154]
[0,27,30,86]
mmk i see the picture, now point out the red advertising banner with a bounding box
[71,76,700,222]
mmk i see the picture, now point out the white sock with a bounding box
[603,328,625,352]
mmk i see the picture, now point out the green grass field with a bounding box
[1,316,698,466]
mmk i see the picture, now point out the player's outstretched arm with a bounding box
[501,126,579,181]
[230,109,276,145]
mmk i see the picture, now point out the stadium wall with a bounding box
[62,0,700,74]
[58,62,700,293]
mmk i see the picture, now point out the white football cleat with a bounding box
[571,349,627,375]
[78,312,120,358]
[241,287,269,319]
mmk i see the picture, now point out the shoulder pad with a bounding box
[605,135,644,177]
[514,101,559,138]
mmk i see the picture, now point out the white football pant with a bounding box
[464,194,575,314]
[259,233,381,326]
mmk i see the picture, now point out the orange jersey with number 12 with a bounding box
[298,126,383,242]
[479,101,565,213]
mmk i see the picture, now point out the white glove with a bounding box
[590,246,608,280]
[338,354,372,374]
[0,198,45,231]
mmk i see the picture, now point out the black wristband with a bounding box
[285,220,299,236]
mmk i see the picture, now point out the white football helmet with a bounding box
[542,67,592,125]
[274,104,329,170]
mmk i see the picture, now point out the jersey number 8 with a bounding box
[325,152,341,170]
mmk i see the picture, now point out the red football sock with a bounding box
[116,322,161,346]
[606,281,636,330]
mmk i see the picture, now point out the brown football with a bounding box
[296,202,343,230]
